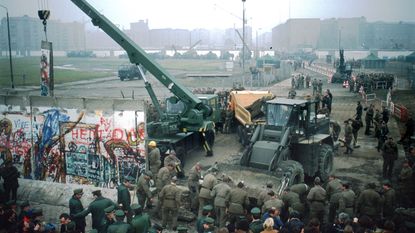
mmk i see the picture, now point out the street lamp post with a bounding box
[242,0,246,86]
[0,4,14,89]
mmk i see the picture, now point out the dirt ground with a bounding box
[5,62,411,232]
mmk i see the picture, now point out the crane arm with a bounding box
[70,0,207,116]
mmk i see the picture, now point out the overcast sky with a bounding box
[1,0,414,31]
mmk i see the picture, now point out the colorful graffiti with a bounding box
[0,104,146,186]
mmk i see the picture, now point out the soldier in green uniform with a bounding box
[74,190,116,233]
[103,206,116,233]
[325,174,343,224]
[136,171,154,209]
[210,174,231,228]
[148,141,161,183]
[130,204,151,233]
[188,163,202,213]
[307,177,326,225]
[69,188,86,233]
[356,183,381,222]
[226,181,250,226]
[196,205,213,233]
[257,181,273,208]
[338,181,355,218]
[158,176,181,230]
[107,210,132,233]
[281,187,304,217]
[249,207,263,233]
[198,168,218,217]
[343,120,354,154]
[117,176,134,223]
[156,163,174,192]
[381,181,396,220]
[262,190,284,213]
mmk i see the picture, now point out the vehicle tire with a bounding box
[318,144,334,181]
[276,160,304,185]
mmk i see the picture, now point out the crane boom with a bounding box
[70,0,214,133]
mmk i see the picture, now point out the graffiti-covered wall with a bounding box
[0,95,145,187]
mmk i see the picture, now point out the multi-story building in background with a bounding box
[1,15,414,56]
[0,15,85,56]
[272,17,415,52]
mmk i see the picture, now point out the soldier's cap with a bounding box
[73,188,84,195]
[144,171,153,177]
[177,226,188,232]
[171,176,178,182]
[203,205,213,211]
[104,205,115,214]
[250,207,261,215]
[203,217,215,224]
[92,190,101,196]
[32,208,43,216]
[20,200,30,208]
[148,141,157,147]
[131,203,142,211]
[115,210,125,217]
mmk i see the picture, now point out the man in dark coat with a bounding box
[69,188,86,233]
[0,160,20,202]
[381,137,398,178]
[74,190,116,233]
[355,101,363,121]
[117,176,134,222]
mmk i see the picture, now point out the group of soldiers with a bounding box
[348,73,394,94]
[290,73,311,90]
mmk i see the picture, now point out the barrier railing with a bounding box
[393,103,408,122]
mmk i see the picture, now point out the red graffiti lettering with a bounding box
[112,128,124,140]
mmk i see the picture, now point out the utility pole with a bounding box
[242,0,246,86]
[0,4,15,89]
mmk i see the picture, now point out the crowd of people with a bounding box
[348,73,394,94]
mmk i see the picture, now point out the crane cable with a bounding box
[37,0,50,41]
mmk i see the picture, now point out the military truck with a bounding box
[118,64,146,81]
[240,98,338,182]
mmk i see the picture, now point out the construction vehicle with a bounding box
[71,0,215,157]
[331,49,352,83]
[240,98,338,185]
[228,90,275,145]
